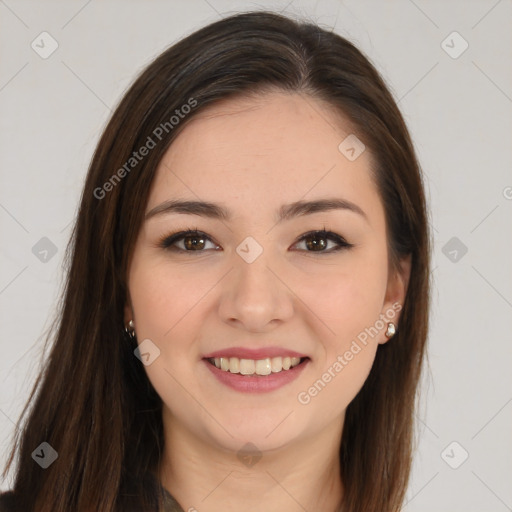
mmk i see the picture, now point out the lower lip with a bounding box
[203,358,310,393]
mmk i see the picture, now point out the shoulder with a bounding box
[0,490,16,512]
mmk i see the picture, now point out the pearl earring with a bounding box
[125,320,136,340]
[385,322,396,338]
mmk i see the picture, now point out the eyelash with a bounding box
[157,226,354,255]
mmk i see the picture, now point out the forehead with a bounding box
[148,91,380,222]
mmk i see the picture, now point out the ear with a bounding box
[378,253,411,345]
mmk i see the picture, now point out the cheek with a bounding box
[293,250,388,411]
[296,277,386,420]
[127,259,205,425]
[128,253,202,345]
[296,249,389,345]
[127,247,220,363]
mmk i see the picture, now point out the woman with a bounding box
[1,10,431,512]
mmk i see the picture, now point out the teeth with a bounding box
[210,356,302,375]
[229,357,240,373]
[239,359,255,375]
[271,357,282,373]
[255,358,272,375]
[220,357,230,371]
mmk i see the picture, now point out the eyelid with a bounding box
[157,228,353,254]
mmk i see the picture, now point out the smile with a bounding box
[207,356,306,376]
[202,354,310,393]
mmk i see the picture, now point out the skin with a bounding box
[124,91,410,512]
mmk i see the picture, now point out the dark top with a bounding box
[160,484,185,512]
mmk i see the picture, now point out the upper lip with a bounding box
[203,347,308,360]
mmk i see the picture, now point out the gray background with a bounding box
[1,1,511,510]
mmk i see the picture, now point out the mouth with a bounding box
[205,356,309,377]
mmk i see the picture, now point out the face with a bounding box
[124,91,409,454]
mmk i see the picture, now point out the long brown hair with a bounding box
[2,11,430,512]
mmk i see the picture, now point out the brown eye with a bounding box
[160,230,219,252]
[182,233,207,250]
[293,230,353,253]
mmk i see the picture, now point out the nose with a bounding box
[218,248,294,333]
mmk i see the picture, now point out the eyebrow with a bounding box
[145,197,368,224]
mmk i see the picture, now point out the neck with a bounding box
[158,409,344,512]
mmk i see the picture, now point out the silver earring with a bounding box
[125,320,136,340]
[385,322,396,338]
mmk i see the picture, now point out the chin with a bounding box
[207,410,305,453]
